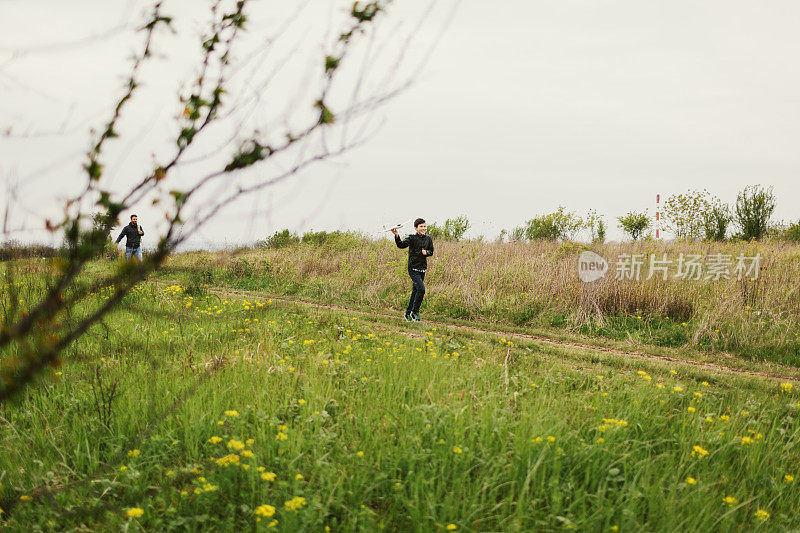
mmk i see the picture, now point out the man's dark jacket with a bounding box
[115,223,144,249]
[395,233,434,270]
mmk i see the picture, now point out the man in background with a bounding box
[115,214,145,263]
[392,218,434,321]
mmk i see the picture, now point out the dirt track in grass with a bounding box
[199,286,800,384]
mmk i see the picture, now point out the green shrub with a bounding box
[783,220,800,242]
[735,185,775,241]
[617,211,651,241]
[426,216,471,241]
[524,206,584,241]
[703,202,731,241]
[257,229,300,248]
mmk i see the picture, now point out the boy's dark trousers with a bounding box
[406,267,426,317]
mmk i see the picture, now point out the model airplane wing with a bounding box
[374,218,412,235]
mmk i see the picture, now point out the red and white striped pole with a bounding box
[655,194,661,239]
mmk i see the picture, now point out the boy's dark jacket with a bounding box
[394,233,434,270]
[115,223,144,249]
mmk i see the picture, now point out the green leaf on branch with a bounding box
[325,55,341,74]
[141,16,173,31]
[202,34,220,52]
[351,2,381,22]
[315,100,335,125]
[170,190,187,208]
[177,127,197,148]
[84,160,103,181]
[224,140,273,172]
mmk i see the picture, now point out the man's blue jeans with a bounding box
[406,267,426,317]
[125,246,143,262]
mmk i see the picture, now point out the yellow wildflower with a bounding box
[125,507,144,518]
[691,445,709,458]
[227,439,245,451]
[685,477,697,485]
[224,410,239,417]
[446,525,457,531]
[452,446,463,454]
[785,474,794,483]
[255,504,276,517]
[261,472,277,482]
[127,449,140,457]
[208,436,223,444]
[285,496,307,511]
[215,454,241,467]
[754,509,769,521]
[722,496,737,506]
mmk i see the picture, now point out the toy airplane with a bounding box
[375,219,412,235]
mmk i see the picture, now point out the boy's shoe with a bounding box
[404,312,413,322]
[410,313,421,322]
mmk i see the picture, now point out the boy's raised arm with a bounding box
[394,232,410,249]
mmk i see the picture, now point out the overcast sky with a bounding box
[2,0,799,247]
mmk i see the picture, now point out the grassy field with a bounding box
[2,257,800,530]
[159,238,800,365]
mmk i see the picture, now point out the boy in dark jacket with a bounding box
[115,214,145,263]
[392,218,434,321]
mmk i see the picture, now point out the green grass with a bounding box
[2,280,800,531]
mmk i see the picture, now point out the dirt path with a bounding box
[203,286,800,384]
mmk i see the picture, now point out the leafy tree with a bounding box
[735,185,776,241]
[663,189,714,239]
[524,206,584,241]
[596,220,606,244]
[585,209,606,244]
[0,0,421,402]
[702,201,731,241]
[426,216,471,241]
[617,211,651,241]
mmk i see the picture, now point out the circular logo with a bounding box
[578,251,608,283]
